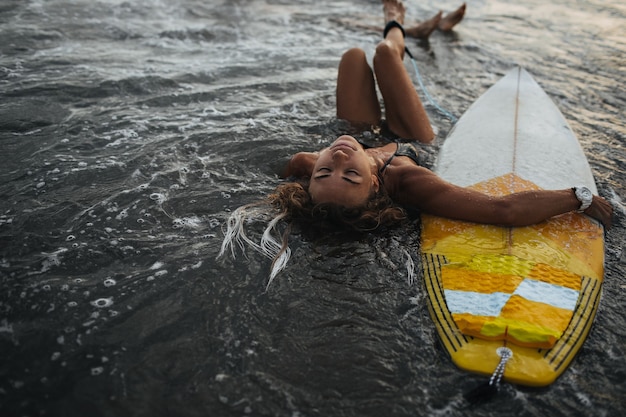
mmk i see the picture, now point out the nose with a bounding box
[332,149,349,161]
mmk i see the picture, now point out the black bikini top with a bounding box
[378,143,421,176]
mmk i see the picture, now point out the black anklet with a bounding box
[383,20,412,59]
[383,20,406,39]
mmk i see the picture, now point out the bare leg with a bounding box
[405,3,466,38]
[438,3,466,31]
[336,48,381,127]
[374,0,434,142]
[331,3,465,40]
[405,12,442,39]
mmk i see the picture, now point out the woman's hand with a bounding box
[584,195,613,229]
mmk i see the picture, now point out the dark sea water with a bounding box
[1,0,625,416]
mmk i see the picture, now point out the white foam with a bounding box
[172,216,202,230]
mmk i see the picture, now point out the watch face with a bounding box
[579,187,593,200]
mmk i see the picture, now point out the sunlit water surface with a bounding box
[1,0,625,416]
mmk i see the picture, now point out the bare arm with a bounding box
[281,152,318,179]
[388,165,613,228]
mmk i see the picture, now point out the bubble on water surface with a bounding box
[116,208,128,220]
[91,298,113,308]
[103,278,116,287]
[91,367,104,376]
[149,193,166,204]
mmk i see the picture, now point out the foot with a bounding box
[382,0,406,25]
[438,3,466,31]
[405,11,442,39]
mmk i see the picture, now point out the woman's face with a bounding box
[308,135,379,207]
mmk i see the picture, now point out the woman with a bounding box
[220,0,613,286]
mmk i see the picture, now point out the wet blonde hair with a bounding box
[218,179,408,289]
[270,180,406,231]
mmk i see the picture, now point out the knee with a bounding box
[342,47,366,59]
[340,47,367,65]
[374,40,398,61]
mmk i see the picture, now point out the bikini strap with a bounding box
[378,143,400,176]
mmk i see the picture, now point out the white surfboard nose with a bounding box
[435,67,597,193]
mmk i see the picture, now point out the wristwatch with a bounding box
[572,186,593,212]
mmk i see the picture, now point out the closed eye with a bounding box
[313,168,361,184]
[313,167,331,180]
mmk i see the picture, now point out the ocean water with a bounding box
[1,0,625,416]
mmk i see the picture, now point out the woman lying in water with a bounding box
[219,0,613,286]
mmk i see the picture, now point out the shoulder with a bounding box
[384,162,436,180]
[382,163,439,198]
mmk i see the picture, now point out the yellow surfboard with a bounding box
[421,67,605,387]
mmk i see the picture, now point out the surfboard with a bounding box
[420,67,605,387]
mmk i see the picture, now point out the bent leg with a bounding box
[405,3,466,38]
[336,48,381,126]
[373,39,434,142]
[405,11,442,39]
[438,3,466,31]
